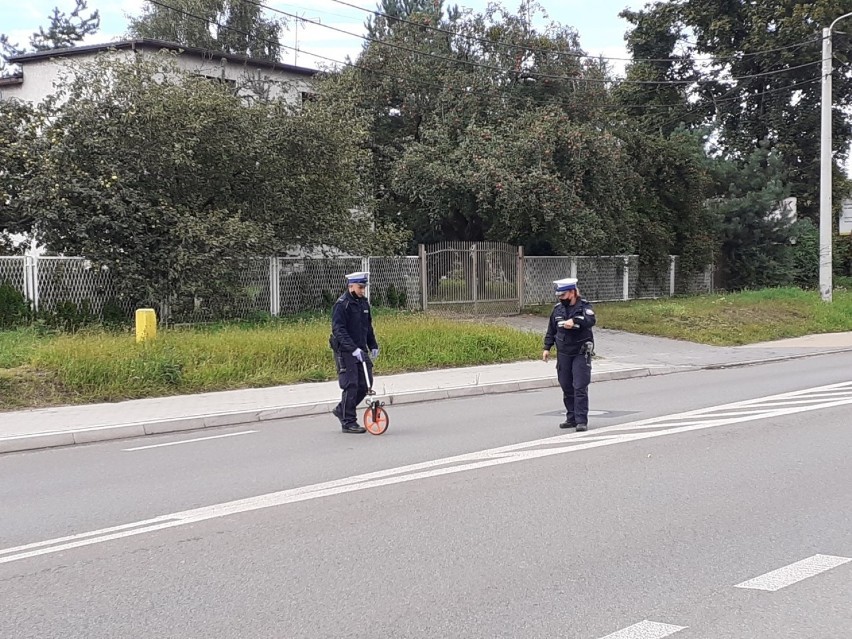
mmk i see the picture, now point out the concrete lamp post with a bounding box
[819,12,852,302]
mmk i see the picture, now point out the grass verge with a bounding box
[0,312,541,410]
[526,287,852,346]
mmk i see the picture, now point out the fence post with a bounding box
[517,246,524,312]
[570,257,577,280]
[362,256,370,303]
[22,256,34,311]
[29,255,40,312]
[622,256,630,301]
[418,244,428,311]
[669,256,677,297]
[471,243,479,314]
[269,256,280,316]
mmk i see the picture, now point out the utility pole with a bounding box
[294,12,301,66]
[293,13,321,66]
[819,12,852,302]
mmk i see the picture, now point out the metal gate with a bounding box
[419,242,522,315]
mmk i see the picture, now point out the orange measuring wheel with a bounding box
[360,359,390,435]
[363,402,390,435]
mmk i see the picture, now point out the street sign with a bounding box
[840,199,852,236]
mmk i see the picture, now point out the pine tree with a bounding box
[128,0,285,62]
[1,0,100,76]
[365,0,453,39]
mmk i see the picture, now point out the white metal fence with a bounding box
[0,251,713,323]
[523,255,712,306]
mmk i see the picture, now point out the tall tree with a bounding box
[613,3,701,136]
[619,128,717,282]
[393,109,636,254]
[365,0,457,38]
[321,0,717,265]
[8,55,401,311]
[0,101,42,253]
[709,145,797,290]
[128,0,285,61]
[1,0,100,76]
[621,0,852,224]
[341,2,622,247]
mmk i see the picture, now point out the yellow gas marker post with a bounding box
[135,308,157,343]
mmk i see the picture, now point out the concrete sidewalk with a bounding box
[3,323,852,454]
[488,315,852,369]
[0,358,664,454]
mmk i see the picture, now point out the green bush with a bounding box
[386,284,398,308]
[436,278,468,301]
[484,281,516,299]
[790,219,819,288]
[382,284,410,309]
[370,287,384,307]
[0,282,31,328]
[101,298,129,328]
[40,300,97,333]
[321,290,336,309]
[835,274,852,290]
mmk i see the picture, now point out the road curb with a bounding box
[700,346,852,370]
[1,366,664,454]
[3,347,851,454]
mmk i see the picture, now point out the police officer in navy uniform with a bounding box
[542,277,596,431]
[330,272,380,434]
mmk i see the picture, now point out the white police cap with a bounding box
[553,277,578,294]
[346,271,369,284]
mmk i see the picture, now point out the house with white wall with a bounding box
[0,38,318,105]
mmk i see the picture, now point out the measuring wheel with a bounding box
[360,360,390,435]
[363,399,390,435]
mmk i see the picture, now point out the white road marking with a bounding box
[615,380,852,431]
[750,397,852,407]
[122,431,257,451]
[3,381,852,565]
[599,620,687,639]
[734,554,852,592]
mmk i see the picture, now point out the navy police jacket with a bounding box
[543,298,596,356]
[331,291,378,355]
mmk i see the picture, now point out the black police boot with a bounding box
[575,423,588,432]
[342,422,366,434]
[559,421,576,429]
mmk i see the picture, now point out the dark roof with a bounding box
[0,74,24,87]
[8,39,318,77]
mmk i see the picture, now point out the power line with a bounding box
[321,0,820,66]
[141,0,617,105]
[241,0,821,86]
[646,76,821,134]
[144,0,451,92]
[142,0,821,118]
[273,0,362,24]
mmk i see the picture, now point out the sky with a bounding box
[0,0,647,72]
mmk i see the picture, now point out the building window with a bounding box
[201,74,237,91]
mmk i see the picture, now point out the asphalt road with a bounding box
[2,353,851,639]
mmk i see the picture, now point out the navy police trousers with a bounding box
[334,352,372,426]
[556,352,592,426]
